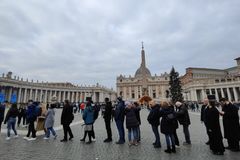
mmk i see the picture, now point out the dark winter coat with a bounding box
[61,104,74,125]
[205,106,225,153]
[4,106,19,123]
[125,107,139,129]
[222,103,240,140]
[103,102,113,121]
[135,106,141,125]
[176,105,191,125]
[114,100,125,121]
[18,107,26,117]
[147,104,160,126]
[0,104,5,122]
[159,107,177,134]
[26,104,37,122]
[200,104,208,123]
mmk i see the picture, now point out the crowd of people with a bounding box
[0,95,239,156]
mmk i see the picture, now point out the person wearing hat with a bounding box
[219,97,240,152]
[205,95,225,155]
[114,97,125,144]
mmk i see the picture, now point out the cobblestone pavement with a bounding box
[0,109,239,160]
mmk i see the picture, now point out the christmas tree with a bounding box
[169,67,183,103]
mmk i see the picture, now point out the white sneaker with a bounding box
[6,137,11,141]
[92,138,96,142]
[23,136,29,140]
[28,137,37,141]
[43,137,49,140]
[14,135,19,138]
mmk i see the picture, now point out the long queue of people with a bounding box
[0,95,239,156]
[100,97,191,154]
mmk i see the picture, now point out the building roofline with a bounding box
[225,66,237,71]
[186,67,226,72]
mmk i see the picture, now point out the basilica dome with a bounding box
[134,44,151,78]
[135,66,151,77]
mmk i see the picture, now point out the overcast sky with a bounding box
[0,0,239,89]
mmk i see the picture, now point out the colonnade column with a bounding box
[233,87,239,102]
[58,91,61,102]
[8,87,12,102]
[23,88,27,103]
[215,89,219,102]
[76,92,79,102]
[17,88,22,103]
[67,91,70,101]
[39,90,43,102]
[71,92,74,102]
[34,89,38,101]
[63,91,66,102]
[209,89,212,95]
[99,92,103,103]
[201,89,205,100]
[227,88,232,101]
[44,90,48,103]
[221,88,224,98]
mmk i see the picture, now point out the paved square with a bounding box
[0,109,239,160]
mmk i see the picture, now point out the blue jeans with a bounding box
[151,125,161,146]
[183,125,191,143]
[7,117,17,137]
[45,127,56,138]
[165,134,175,147]
[115,120,125,142]
[128,127,137,142]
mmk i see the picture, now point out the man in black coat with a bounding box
[220,98,240,152]
[206,96,225,155]
[60,100,74,142]
[175,101,191,145]
[201,98,210,145]
[103,98,113,142]
[114,97,125,144]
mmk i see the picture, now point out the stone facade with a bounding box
[181,57,240,102]
[116,45,170,101]
[0,72,116,103]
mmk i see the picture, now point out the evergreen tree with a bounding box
[169,67,183,103]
